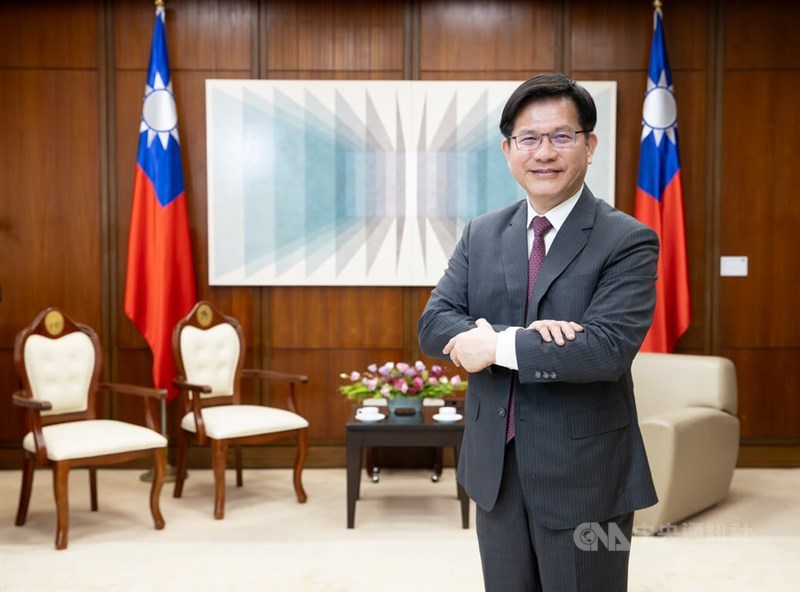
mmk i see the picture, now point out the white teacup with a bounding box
[439,406,457,416]
[356,406,379,418]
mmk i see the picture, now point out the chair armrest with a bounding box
[12,391,49,465]
[99,382,167,400]
[636,407,739,532]
[173,379,212,443]
[173,379,213,394]
[98,383,167,432]
[242,369,309,384]
[12,391,53,411]
[242,369,308,415]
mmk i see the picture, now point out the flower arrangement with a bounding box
[339,360,467,402]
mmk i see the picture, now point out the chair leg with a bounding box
[212,439,228,519]
[235,445,243,487]
[16,453,35,526]
[174,430,188,498]
[52,461,70,550]
[89,468,98,511]
[150,448,166,530]
[293,429,308,504]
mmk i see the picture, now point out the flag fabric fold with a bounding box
[635,7,691,353]
[125,6,196,400]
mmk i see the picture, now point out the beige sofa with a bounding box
[631,353,740,534]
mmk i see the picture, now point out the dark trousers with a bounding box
[476,441,634,592]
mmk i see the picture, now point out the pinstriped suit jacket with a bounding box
[418,186,659,529]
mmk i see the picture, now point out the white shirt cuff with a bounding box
[495,326,522,370]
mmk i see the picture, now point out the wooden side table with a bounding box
[346,405,469,528]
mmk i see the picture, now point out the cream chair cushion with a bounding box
[24,333,94,416]
[181,405,309,440]
[180,324,239,398]
[22,420,167,461]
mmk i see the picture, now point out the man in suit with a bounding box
[418,73,659,591]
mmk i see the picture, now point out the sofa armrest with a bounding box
[635,407,740,533]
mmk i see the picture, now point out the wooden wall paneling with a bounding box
[721,349,800,439]
[719,0,800,442]
[0,70,103,341]
[265,0,404,73]
[114,0,253,72]
[0,1,98,69]
[265,71,405,80]
[723,1,800,70]
[0,351,26,445]
[419,71,538,81]
[570,0,707,73]
[419,0,557,74]
[270,287,404,350]
[719,70,800,349]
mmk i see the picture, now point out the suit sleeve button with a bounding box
[550,372,557,379]
[534,371,542,379]
[498,408,506,418]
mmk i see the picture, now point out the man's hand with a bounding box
[443,318,498,372]
[527,320,584,346]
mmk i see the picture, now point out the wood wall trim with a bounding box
[705,0,722,356]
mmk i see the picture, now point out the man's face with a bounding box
[501,97,597,213]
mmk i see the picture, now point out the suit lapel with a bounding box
[528,187,597,323]
[502,200,530,326]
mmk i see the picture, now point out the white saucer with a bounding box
[355,413,386,422]
[432,413,462,422]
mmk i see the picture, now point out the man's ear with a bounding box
[586,132,599,164]
[501,137,511,162]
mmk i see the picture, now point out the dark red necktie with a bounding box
[507,216,552,443]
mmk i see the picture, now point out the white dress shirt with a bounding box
[494,187,583,370]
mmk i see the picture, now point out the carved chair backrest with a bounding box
[174,301,245,402]
[14,308,101,421]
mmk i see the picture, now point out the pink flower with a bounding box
[415,361,425,372]
[451,375,462,388]
[428,377,439,386]
[396,362,410,373]
[366,378,379,391]
[380,384,391,397]
[412,376,424,391]
[367,363,378,373]
[431,365,443,377]
[350,371,361,381]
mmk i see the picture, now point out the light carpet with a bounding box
[0,467,798,591]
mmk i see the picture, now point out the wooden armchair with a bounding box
[12,307,167,549]
[172,301,309,519]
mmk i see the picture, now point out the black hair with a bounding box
[499,73,597,138]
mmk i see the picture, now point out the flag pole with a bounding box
[137,0,188,485]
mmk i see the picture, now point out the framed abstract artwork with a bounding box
[206,80,616,286]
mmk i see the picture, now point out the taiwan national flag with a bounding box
[125,5,196,400]
[635,6,691,353]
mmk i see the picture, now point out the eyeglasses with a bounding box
[508,130,590,151]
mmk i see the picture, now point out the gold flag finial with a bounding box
[155,0,165,7]
[653,0,662,8]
